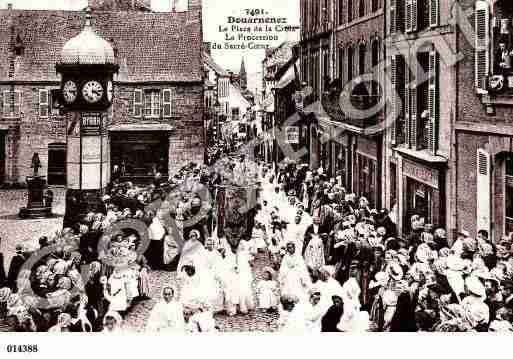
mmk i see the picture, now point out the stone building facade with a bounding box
[300,0,385,208]
[0,2,204,185]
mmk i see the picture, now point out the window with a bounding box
[391,54,406,145]
[417,0,429,31]
[339,47,345,83]
[348,0,353,23]
[323,47,330,90]
[356,153,377,207]
[339,0,345,24]
[162,89,172,117]
[133,89,143,117]
[416,52,430,150]
[391,0,406,34]
[39,89,49,117]
[371,40,380,95]
[2,90,22,116]
[347,46,354,82]
[372,0,379,13]
[359,0,365,18]
[144,90,160,118]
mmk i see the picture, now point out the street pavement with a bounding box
[0,188,279,332]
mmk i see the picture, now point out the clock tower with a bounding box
[56,8,119,223]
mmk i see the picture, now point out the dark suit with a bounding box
[7,254,26,292]
[0,253,6,287]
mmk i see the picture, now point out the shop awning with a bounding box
[108,123,174,132]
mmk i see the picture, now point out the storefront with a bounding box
[109,126,171,183]
[401,158,443,234]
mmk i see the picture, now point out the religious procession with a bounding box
[0,152,512,333]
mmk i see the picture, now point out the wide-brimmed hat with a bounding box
[388,263,403,281]
[415,243,433,264]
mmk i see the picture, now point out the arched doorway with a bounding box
[47,143,66,185]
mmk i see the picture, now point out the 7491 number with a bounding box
[245,9,266,16]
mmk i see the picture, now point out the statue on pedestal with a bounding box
[31,153,41,177]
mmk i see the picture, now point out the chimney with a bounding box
[203,42,211,56]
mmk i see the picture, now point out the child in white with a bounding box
[256,268,279,312]
[237,239,256,314]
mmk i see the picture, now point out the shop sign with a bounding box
[403,159,439,189]
[81,112,102,135]
[285,126,300,144]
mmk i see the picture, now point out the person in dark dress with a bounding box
[389,291,418,332]
[321,295,344,332]
[7,245,26,292]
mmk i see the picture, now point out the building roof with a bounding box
[0,9,203,82]
[204,52,230,77]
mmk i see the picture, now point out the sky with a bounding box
[1,0,300,95]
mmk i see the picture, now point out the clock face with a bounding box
[63,80,78,104]
[107,81,113,102]
[82,80,104,104]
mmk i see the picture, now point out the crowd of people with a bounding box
[3,152,513,333]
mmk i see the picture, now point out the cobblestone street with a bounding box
[0,189,279,332]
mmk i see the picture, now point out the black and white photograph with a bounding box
[0,0,511,353]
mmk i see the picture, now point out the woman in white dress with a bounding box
[103,269,128,314]
[337,278,370,332]
[278,241,312,304]
[303,234,325,272]
[236,239,256,314]
[146,286,185,332]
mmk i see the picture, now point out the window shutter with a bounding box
[39,89,49,117]
[476,149,491,234]
[411,0,417,32]
[134,89,142,117]
[406,0,412,32]
[411,56,418,149]
[404,59,410,147]
[390,0,396,34]
[428,50,439,154]
[162,89,172,117]
[429,0,439,27]
[33,89,39,117]
[128,89,134,115]
[475,1,490,94]
[391,56,397,145]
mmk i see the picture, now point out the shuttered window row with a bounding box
[392,0,437,34]
[131,88,174,118]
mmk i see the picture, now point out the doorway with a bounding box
[47,143,66,185]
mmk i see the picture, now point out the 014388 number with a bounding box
[6,345,39,353]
